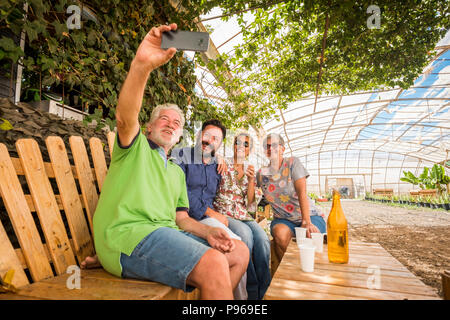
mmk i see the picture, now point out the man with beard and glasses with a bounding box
[171,119,249,299]
[172,120,228,225]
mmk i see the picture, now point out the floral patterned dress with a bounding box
[213,158,263,220]
[256,157,325,223]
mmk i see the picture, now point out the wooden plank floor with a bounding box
[264,240,441,300]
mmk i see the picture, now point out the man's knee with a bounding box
[272,224,292,248]
[189,249,230,288]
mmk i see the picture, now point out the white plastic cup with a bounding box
[294,227,307,240]
[298,244,316,272]
[243,160,249,173]
[311,233,324,253]
[296,237,313,248]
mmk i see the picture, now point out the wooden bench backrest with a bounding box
[373,189,394,198]
[0,132,116,289]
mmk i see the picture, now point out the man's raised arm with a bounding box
[115,23,177,147]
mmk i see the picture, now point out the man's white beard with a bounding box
[152,130,178,149]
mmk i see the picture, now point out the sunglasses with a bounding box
[235,140,249,147]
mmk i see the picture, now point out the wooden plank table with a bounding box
[264,240,441,300]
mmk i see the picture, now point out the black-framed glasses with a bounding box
[235,140,249,147]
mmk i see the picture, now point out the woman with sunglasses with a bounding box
[212,133,271,300]
[257,133,326,264]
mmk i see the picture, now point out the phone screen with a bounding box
[161,30,210,52]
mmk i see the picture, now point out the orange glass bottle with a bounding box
[327,190,349,264]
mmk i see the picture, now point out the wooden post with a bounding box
[442,270,450,300]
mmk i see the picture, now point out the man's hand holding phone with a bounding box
[133,23,178,73]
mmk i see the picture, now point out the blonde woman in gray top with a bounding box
[256,133,326,263]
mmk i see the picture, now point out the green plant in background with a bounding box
[400,194,409,203]
[430,164,450,194]
[82,108,116,132]
[424,195,432,205]
[400,170,421,188]
[401,164,450,194]
[308,192,318,201]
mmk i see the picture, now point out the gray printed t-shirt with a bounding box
[256,157,323,223]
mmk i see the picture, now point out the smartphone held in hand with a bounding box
[161,30,210,52]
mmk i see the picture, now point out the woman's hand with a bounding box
[245,164,255,180]
[301,220,320,238]
[216,155,227,175]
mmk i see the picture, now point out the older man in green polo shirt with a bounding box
[92,23,249,300]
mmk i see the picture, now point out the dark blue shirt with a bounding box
[171,146,221,221]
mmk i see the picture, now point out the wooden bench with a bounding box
[418,189,438,198]
[443,270,450,300]
[373,189,394,199]
[0,133,199,300]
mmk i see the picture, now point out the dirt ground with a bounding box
[316,200,450,298]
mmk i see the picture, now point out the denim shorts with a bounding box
[270,215,327,237]
[120,227,211,292]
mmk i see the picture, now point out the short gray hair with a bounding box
[148,103,185,128]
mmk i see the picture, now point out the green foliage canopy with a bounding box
[206,0,449,126]
[0,0,229,132]
[0,0,449,132]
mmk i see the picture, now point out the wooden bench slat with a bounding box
[46,136,95,263]
[265,278,440,300]
[6,269,175,300]
[283,250,410,272]
[107,131,115,159]
[0,220,29,288]
[0,143,54,282]
[89,137,108,192]
[25,194,85,212]
[69,136,98,232]
[312,262,417,279]
[16,139,77,275]
[14,239,80,270]
[274,263,437,296]
[8,156,96,181]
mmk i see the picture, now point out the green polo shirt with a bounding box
[93,131,189,277]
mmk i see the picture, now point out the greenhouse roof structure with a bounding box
[192,8,449,195]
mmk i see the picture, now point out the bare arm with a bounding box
[115,24,177,147]
[246,165,256,206]
[294,177,320,238]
